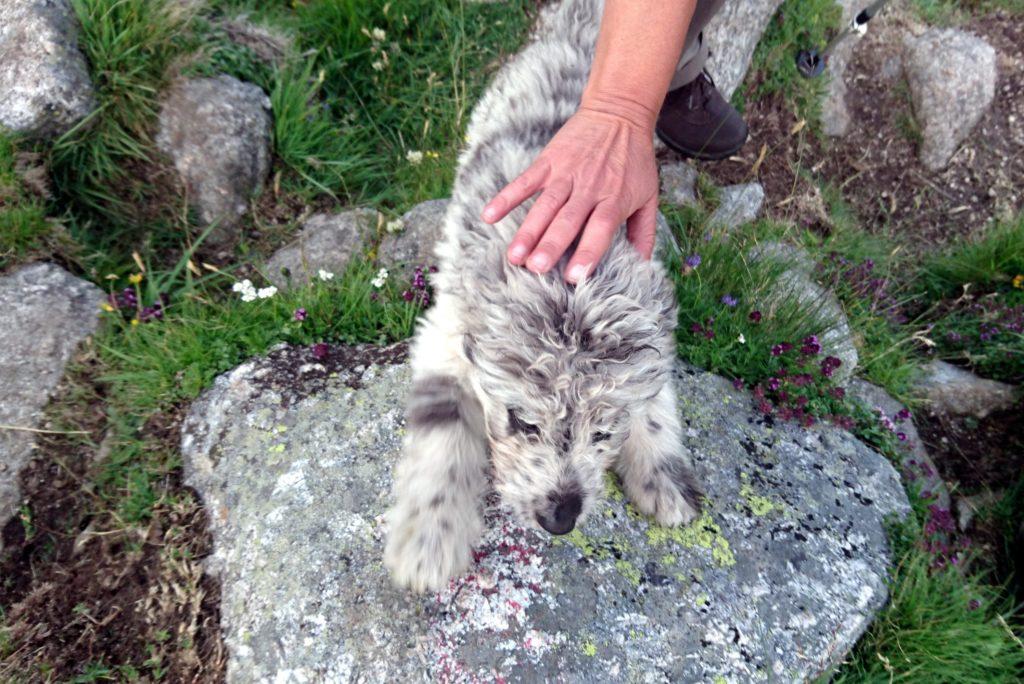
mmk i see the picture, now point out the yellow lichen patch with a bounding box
[695,593,710,607]
[646,512,736,568]
[603,471,625,501]
[713,676,728,684]
[580,637,597,657]
[615,559,642,587]
[739,482,778,517]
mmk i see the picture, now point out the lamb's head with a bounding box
[463,253,676,534]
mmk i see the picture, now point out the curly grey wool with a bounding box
[385,0,703,592]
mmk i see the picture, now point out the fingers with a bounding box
[506,179,573,265]
[626,197,658,260]
[481,160,549,224]
[565,200,621,283]
[525,198,594,274]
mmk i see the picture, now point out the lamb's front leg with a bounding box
[384,324,488,592]
[615,380,703,526]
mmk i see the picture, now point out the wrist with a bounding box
[578,89,659,134]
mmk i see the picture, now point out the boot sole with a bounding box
[655,126,746,162]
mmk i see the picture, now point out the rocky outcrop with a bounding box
[156,75,272,244]
[903,28,997,171]
[704,0,786,99]
[378,199,449,268]
[914,360,1017,419]
[0,0,97,138]
[180,345,908,682]
[709,183,765,230]
[0,264,102,543]
[265,208,379,288]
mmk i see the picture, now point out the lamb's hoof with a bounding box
[625,458,703,527]
[384,508,474,593]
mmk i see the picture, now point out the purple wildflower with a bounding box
[311,342,330,360]
[294,308,308,321]
[721,294,738,307]
[749,310,762,323]
[895,408,911,422]
[732,378,744,390]
[685,254,702,269]
[800,335,822,356]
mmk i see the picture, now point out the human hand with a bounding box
[480,106,660,283]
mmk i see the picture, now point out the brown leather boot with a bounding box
[656,71,749,161]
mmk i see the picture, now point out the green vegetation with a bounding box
[0,135,66,270]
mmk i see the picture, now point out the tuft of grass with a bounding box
[918,216,1024,301]
[661,207,846,385]
[0,135,65,271]
[49,0,195,225]
[833,521,1024,683]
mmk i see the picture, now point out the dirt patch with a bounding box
[690,10,1023,249]
[0,355,225,682]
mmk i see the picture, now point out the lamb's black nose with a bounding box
[537,491,582,535]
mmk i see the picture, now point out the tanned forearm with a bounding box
[581,0,697,133]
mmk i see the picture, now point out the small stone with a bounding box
[0,263,103,543]
[265,208,379,288]
[377,199,449,268]
[847,379,949,509]
[156,75,272,244]
[903,28,997,171]
[181,349,908,682]
[659,162,698,207]
[913,360,1017,419]
[0,0,97,139]
[709,183,765,230]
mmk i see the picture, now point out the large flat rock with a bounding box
[0,263,102,542]
[181,344,908,682]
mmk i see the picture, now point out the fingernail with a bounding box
[567,263,590,283]
[482,206,497,222]
[509,245,528,263]
[528,254,550,272]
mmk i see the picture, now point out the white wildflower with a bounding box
[406,150,424,165]
[317,269,335,282]
[386,218,404,234]
[738,333,746,344]
[257,286,278,300]
[372,268,389,289]
[371,59,386,72]
[371,27,386,42]
[232,279,257,302]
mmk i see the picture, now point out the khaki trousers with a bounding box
[668,0,727,91]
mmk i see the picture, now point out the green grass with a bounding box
[918,217,1024,300]
[834,522,1024,683]
[738,0,841,124]
[0,135,65,271]
[49,0,195,226]
[911,0,1024,25]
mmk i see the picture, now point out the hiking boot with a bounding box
[656,71,748,161]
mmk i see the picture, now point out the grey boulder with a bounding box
[903,28,997,171]
[156,75,273,243]
[0,264,102,544]
[180,345,908,682]
[265,208,379,288]
[914,360,1017,419]
[704,0,786,99]
[710,183,765,230]
[0,0,97,139]
[378,199,449,268]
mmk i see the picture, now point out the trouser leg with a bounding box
[668,0,727,91]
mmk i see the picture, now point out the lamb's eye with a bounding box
[591,431,612,444]
[507,408,540,437]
